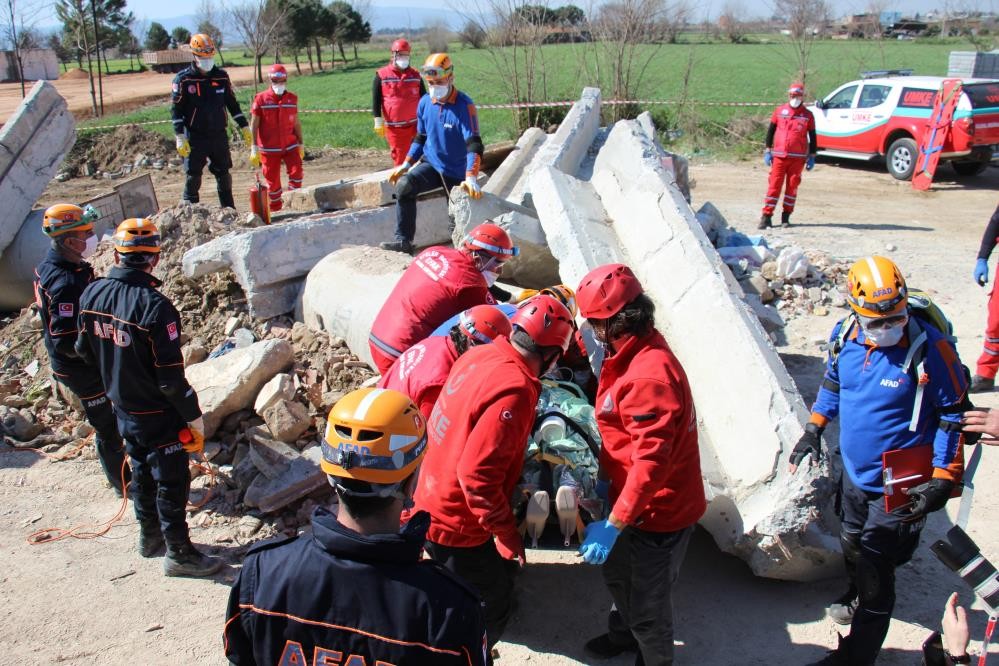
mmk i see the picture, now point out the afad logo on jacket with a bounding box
[277,640,396,665]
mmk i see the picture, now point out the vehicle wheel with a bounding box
[886,137,917,180]
[952,160,988,177]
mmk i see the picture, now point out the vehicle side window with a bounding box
[858,84,891,108]
[825,85,858,109]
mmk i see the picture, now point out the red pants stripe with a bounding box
[977,279,999,379]
[385,124,417,167]
[260,149,304,212]
[762,156,806,216]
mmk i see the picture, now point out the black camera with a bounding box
[931,525,999,615]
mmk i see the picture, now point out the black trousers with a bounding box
[394,162,461,243]
[837,473,923,665]
[425,539,516,649]
[116,410,192,546]
[184,132,235,208]
[53,368,129,493]
[603,525,693,666]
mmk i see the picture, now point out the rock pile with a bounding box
[59,125,182,181]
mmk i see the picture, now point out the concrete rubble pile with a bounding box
[296,89,841,581]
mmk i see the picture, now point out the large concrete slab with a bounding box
[183,198,450,318]
[0,82,75,260]
[283,167,396,212]
[483,127,548,199]
[534,115,838,581]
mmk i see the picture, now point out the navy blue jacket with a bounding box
[171,65,248,137]
[224,509,488,666]
[75,266,201,422]
[34,249,97,376]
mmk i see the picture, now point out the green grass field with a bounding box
[77,38,981,156]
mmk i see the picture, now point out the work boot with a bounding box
[807,636,855,666]
[757,214,772,230]
[163,541,223,577]
[970,374,995,393]
[584,633,638,659]
[379,239,414,255]
[138,524,165,558]
[781,211,792,227]
[826,588,858,625]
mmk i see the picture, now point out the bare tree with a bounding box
[1,0,43,96]
[458,18,487,48]
[197,0,226,65]
[717,0,746,43]
[423,18,450,52]
[225,0,287,86]
[771,0,830,81]
[656,0,691,43]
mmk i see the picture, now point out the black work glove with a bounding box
[789,422,823,470]
[904,478,955,521]
[489,283,513,303]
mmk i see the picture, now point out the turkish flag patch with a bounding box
[166,321,179,340]
[500,409,513,422]
[58,303,73,318]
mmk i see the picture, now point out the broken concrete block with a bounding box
[244,444,327,513]
[254,372,295,414]
[247,427,301,479]
[182,339,208,366]
[741,275,774,303]
[483,127,548,199]
[0,82,76,260]
[533,87,602,182]
[283,167,396,212]
[185,339,294,438]
[635,111,690,203]
[299,246,410,369]
[262,399,310,443]
[183,199,451,319]
[0,405,45,441]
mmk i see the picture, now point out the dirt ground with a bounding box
[3,157,999,665]
[0,66,263,122]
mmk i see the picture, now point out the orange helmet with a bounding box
[846,256,907,318]
[391,38,411,54]
[458,305,512,344]
[321,388,427,486]
[576,264,644,319]
[462,222,519,262]
[422,52,453,83]
[540,284,577,318]
[511,294,574,352]
[268,63,287,80]
[113,218,161,254]
[43,204,95,237]
[189,33,216,57]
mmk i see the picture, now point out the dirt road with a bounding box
[0,65,261,122]
[3,158,998,665]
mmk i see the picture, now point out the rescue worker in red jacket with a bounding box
[378,304,511,419]
[414,294,575,651]
[373,39,426,166]
[249,64,303,212]
[34,203,129,495]
[224,388,487,666]
[368,222,517,376]
[759,82,817,229]
[970,203,999,392]
[575,264,705,666]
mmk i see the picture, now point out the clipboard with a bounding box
[881,445,960,512]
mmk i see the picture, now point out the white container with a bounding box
[537,414,566,443]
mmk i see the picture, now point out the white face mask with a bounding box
[482,270,499,287]
[395,57,410,69]
[81,235,98,259]
[430,84,450,100]
[864,320,906,347]
[196,57,215,72]
[789,97,802,108]
[271,83,286,95]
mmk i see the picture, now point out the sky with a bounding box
[32,0,980,39]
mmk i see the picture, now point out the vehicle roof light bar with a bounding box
[861,69,914,79]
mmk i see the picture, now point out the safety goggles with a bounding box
[848,290,906,315]
[858,314,907,331]
[421,65,451,80]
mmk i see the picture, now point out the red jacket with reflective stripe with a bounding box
[596,329,705,533]
[377,64,422,127]
[377,334,458,420]
[250,89,299,152]
[770,103,815,158]
[369,246,494,362]
[414,338,540,548]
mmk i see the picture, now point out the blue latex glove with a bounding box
[975,258,989,286]
[578,520,621,565]
[763,150,772,167]
[806,155,816,171]
[595,479,610,500]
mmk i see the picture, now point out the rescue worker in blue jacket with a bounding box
[171,33,250,209]
[790,256,968,666]
[224,387,488,666]
[75,218,221,578]
[34,203,128,495]
[382,52,484,255]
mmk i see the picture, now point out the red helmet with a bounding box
[458,305,512,344]
[788,82,804,96]
[268,64,287,80]
[462,222,519,262]
[391,39,411,54]
[511,294,574,352]
[576,263,644,319]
